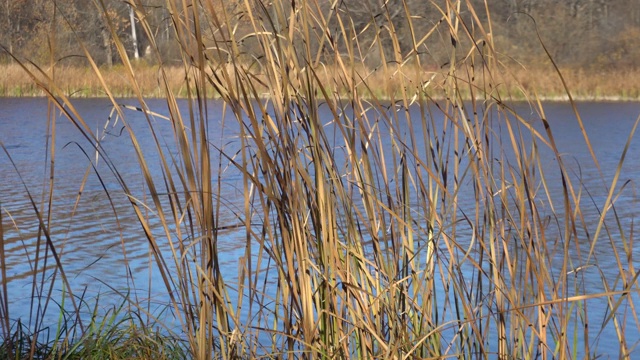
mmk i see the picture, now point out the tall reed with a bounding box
[2,0,639,359]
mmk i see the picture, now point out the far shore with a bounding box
[0,63,638,101]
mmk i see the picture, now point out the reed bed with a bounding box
[1,0,639,359]
[1,62,639,101]
[0,62,187,98]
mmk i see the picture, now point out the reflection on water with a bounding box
[1,98,639,355]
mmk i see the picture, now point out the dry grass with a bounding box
[1,61,638,100]
[0,62,187,98]
[505,66,640,100]
[2,0,639,359]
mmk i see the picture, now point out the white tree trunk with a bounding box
[130,5,139,59]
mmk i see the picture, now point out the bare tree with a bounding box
[129,4,139,59]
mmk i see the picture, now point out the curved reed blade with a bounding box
[2,0,638,358]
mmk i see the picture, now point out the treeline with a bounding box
[1,0,639,70]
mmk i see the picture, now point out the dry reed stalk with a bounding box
[2,0,639,359]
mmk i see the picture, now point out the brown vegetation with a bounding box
[1,62,638,100]
[1,0,639,100]
[2,1,640,359]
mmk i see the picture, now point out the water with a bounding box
[1,97,639,356]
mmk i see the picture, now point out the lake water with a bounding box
[1,97,639,356]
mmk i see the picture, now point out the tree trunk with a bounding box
[130,5,139,59]
[5,0,12,60]
[101,26,113,67]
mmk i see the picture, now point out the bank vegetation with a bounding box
[1,0,639,99]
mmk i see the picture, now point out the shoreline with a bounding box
[2,93,638,103]
[1,63,638,102]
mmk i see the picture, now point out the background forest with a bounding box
[1,0,639,71]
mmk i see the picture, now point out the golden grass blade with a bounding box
[2,0,637,358]
[0,175,11,355]
[586,113,640,263]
